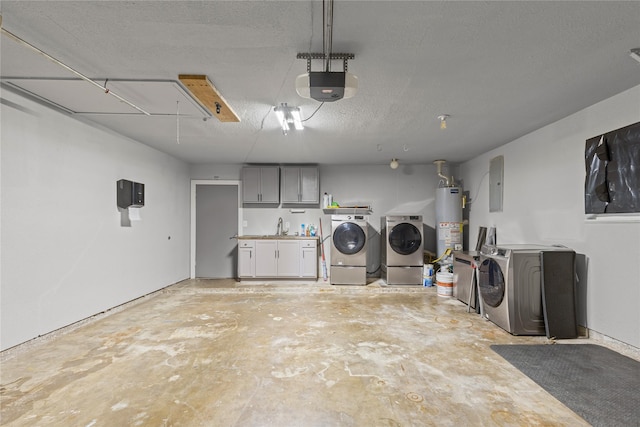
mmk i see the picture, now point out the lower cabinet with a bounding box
[276,240,302,277]
[238,239,317,279]
[255,240,278,277]
[238,240,256,277]
[300,240,318,278]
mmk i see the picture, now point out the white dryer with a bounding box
[330,214,368,285]
[478,244,575,335]
[381,215,424,285]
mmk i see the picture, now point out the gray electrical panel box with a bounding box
[489,156,504,212]
[117,179,145,209]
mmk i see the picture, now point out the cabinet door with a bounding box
[238,242,255,278]
[301,242,318,278]
[281,166,319,204]
[255,240,278,277]
[242,167,280,203]
[281,167,301,203]
[242,167,261,203]
[259,167,280,203]
[277,240,300,277]
[299,167,319,204]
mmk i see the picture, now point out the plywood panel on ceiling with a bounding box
[178,75,240,123]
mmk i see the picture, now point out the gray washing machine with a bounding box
[381,215,424,285]
[330,214,368,285]
[478,244,575,335]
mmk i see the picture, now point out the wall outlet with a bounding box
[285,222,290,230]
[243,220,248,227]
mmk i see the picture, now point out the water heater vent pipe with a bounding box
[434,159,453,187]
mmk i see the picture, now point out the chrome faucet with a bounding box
[276,217,283,236]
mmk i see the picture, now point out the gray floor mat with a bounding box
[491,344,640,427]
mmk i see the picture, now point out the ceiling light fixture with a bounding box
[438,114,450,130]
[390,158,399,169]
[630,48,640,63]
[274,103,304,135]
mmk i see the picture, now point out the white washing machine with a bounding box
[330,214,368,285]
[478,244,575,335]
[381,215,424,285]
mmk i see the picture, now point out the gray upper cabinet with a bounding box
[281,166,319,204]
[242,166,280,203]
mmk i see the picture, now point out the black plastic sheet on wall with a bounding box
[585,121,640,214]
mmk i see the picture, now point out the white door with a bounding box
[192,181,240,279]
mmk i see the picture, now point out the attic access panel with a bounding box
[2,78,210,117]
[178,75,240,122]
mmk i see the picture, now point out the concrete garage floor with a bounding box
[1,279,630,426]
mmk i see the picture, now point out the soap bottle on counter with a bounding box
[323,193,330,208]
[301,224,305,236]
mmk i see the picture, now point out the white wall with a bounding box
[460,85,640,349]
[1,89,191,350]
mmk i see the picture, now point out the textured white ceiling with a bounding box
[1,1,639,166]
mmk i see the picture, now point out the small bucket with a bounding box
[436,271,454,297]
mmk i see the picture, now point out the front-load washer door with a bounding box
[333,222,366,255]
[478,257,505,307]
[387,222,422,265]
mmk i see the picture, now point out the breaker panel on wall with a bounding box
[117,179,145,209]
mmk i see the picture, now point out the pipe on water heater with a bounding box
[434,159,453,187]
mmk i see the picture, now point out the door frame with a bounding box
[190,179,242,279]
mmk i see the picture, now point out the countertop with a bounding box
[238,235,319,240]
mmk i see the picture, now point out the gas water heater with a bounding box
[434,160,463,261]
